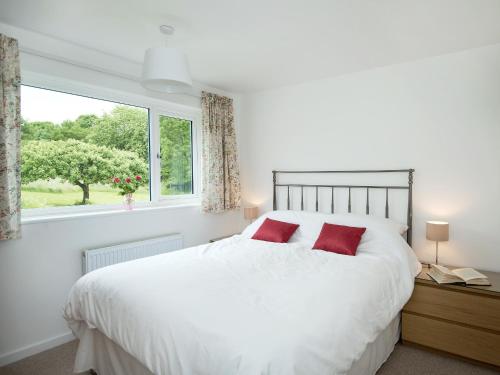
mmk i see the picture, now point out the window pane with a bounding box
[159,115,193,195]
[21,85,150,209]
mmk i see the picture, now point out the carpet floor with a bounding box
[0,341,497,375]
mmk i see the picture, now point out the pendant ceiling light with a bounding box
[141,25,192,93]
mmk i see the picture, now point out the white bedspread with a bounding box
[64,226,420,375]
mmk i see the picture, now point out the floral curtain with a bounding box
[0,34,21,240]
[201,92,241,213]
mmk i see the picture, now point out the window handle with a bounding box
[156,152,161,159]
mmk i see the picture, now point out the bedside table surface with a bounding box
[209,233,238,243]
[416,266,500,297]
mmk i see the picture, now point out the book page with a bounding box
[452,268,487,282]
[428,266,462,283]
[433,264,455,276]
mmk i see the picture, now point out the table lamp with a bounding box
[244,206,259,223]
[426,221,449,265]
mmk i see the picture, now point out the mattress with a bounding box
[73,315,401,375]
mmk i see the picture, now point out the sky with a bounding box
[21,85,120,124]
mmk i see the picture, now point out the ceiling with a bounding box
[1,0,500,93]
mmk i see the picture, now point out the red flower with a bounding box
[113,177,120,183]
[125,177,132,183]
[135,175,142,181]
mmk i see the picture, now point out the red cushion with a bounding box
[313,223,366,256]
[252,218,299,243]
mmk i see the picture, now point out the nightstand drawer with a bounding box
[404,284,500,331]
[402,312,500,366]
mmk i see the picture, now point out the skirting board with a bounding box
[0,331,75,367]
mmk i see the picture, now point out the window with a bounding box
[21,84,198,214]
[159,115,193,196]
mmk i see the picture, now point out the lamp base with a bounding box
[434,241,440,266]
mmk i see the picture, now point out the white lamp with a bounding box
[141,25,192,94]
[426,221,449,265]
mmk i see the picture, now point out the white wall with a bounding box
[0,23,246,364]
[239,44,500,272]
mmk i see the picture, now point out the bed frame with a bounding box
[272,169,415,246]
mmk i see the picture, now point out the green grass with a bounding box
[21,181,150,209]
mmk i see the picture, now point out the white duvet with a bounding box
[64,212,420,375]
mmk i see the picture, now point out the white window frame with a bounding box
[149,107,201,203]
[21,71,202,221]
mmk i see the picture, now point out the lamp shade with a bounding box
[426,221,449,241]
[141,47,192,93]
[244,206,259,220]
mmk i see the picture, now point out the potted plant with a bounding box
[112,175,144,210]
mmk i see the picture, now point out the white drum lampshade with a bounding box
[426,221,449,265]
[141,47,192,93]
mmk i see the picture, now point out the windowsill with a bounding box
[21,200,201,225]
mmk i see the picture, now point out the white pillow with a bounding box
[241,210,408,246]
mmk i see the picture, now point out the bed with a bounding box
[64,169,421,375]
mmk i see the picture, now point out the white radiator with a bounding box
[82,234,183,274]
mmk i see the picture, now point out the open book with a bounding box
[428,264,491,286]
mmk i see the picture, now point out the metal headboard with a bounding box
[272,169,415,246]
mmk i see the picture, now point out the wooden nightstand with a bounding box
[209,233,238,243]
[402,265,500,368]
